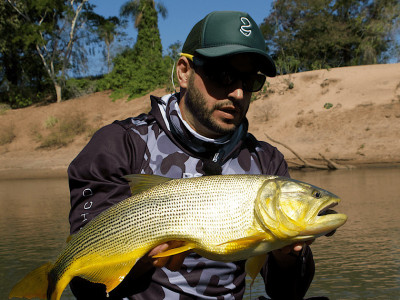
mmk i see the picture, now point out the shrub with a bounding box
[0,124,16,145]
[38,112,91,149]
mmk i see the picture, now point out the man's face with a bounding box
[181,54,260,138]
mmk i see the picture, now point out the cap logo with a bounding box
[240,17,252,37]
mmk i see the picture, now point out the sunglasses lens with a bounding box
[243,74,266,92]
[195,58,266,92]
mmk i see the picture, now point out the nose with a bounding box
[227,79,245,100]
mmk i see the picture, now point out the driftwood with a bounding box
[264,133,353,170]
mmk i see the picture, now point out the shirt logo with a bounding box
[240,17,252,37]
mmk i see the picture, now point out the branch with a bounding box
[61,0,88,79]
[319,153,353,170]
[6,0,31,21]
[264,133,352,170]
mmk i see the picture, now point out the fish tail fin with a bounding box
[9,262,53,299]
[47,270,71,300]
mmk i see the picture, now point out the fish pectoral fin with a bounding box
[245,253,269,286]
[123,174,173,195]
[152,243,195,258]
[217,233,267,247]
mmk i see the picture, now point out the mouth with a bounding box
[317,202,339,236]
[216,106,240,120]
[317,202,338,216]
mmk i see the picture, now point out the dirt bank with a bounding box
[1,63,399,179]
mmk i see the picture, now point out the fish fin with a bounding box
[74,253,142,294]
[66,235,73,243]
[217,233,267,247]
[245,253,268,286]
[81,261,137,294]
[9,262,53,300]
[123,174,173,195]
[152,243,195,258]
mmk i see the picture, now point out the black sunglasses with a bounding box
[190,56,266,92]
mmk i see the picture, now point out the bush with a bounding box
[64,76,103,100]
[0,82,54,108]
[38,112,91,149]
[97,48,171,100]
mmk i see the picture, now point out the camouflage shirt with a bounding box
[68,94,314,300]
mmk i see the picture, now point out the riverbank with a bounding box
[1,63,399,179]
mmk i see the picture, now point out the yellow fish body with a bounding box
[9,175,347,300]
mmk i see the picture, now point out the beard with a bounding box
[185,72,242,136]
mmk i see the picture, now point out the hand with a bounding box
[271,240,314,268]
[147,241,190,271]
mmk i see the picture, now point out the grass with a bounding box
[0,103,11,115]
[0,124,16,145]
[38,112,91,149]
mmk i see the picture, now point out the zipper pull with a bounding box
[212,152,219,162]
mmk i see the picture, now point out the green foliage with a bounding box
[261,0,400,73]
[98,0,169,99]
[64,76,102,99]
[1,0,102,103]
[0,1,55,107]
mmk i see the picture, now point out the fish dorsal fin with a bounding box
[123,174,173,195]
[66,235,73,243]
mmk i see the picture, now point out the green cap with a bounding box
[182,11,276,77]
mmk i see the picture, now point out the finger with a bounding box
[292,244,303,252]
[150,241,187,269]
[165,253,187,271]
[148,243,169,257]
[152,255,171,268]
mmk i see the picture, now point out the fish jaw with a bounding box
[299,212,348,237]
[299,196,348,236]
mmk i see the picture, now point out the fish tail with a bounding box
[47,269,70,300]
[9,262,53,299]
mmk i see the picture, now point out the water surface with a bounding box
[1,168,399,299]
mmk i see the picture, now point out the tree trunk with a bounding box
[55,83,62,103]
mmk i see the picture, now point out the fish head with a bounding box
[254,177,347,241]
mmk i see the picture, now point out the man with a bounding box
[68,11,315,300]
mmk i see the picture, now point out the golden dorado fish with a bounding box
[9,174,347,300]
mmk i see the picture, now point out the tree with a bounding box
[5,0,97,102]
[0,1,54,107]
[91,15,125,73]
[261,0,400,73]
[99,0,169,98]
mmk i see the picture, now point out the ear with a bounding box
[176,56,192,89]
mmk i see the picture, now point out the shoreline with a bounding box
[1,160,399,180]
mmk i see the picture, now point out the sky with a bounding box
[88,0,274,74]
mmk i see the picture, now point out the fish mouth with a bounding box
[299,200,347,237]
[316,201,345,237]
[317,202,338,216]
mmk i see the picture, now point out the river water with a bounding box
[1,167,399,300]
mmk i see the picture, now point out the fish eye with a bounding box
[312,190,322,199]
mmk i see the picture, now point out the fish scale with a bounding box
[9,174,347,300]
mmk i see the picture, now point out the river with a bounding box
[1,167,399,300]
